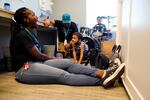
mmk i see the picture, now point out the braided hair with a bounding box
[11,7,30,35]
[14,7,30,26]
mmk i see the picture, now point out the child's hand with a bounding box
[74,60,78,63]
[64,43,70,50]
[70,40,75,45]
[77,62,81,64]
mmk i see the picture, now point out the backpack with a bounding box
[109,45,121,65]
[95,53,109,69]
[95,45,122,69]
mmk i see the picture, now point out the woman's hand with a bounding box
[28,46,50,61]
[43,19,55,27]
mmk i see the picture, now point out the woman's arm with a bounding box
[27,45,52,61]
[78,44,84,64]
[43,19,55,27]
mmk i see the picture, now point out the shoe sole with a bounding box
[103,63,125,88]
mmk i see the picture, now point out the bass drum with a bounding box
[82,37,100,66]
[82,37,100,50]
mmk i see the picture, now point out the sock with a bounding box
[102,70,106,78]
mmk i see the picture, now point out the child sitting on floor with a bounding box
[65,32,88,64]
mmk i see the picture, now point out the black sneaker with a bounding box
[101,63,125,89]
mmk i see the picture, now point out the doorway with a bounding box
[86,0,118,56]
[86,0,118,31]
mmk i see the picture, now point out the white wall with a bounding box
[52,0,86,27]
[121,0,150,99]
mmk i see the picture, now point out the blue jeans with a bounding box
[16,59,101,86]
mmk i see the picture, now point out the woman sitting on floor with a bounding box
[10,7,125,88]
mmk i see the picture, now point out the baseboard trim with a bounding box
[122,76,144,100]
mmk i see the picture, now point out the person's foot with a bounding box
[101,63,125,89]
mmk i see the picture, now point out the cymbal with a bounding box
[100,16,116,19]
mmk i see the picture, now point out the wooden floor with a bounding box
[0,72,129,100]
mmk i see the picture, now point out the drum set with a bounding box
[80,26,112,66]
[80,26,109,50]
[80,16,116,50]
